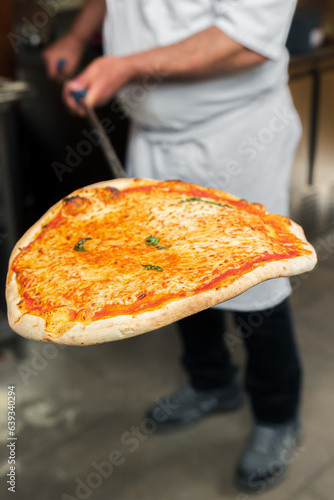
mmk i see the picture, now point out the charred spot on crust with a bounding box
[103,187,120,200]
[62,196,89,215]
[63,196,84,204]
[90,187,121,204]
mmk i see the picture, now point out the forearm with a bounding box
[64,25,267,112]
[69,0,106,43]
[127,26,267,80]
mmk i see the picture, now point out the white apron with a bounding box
[103,0,301,312]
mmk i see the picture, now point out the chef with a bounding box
[44,0,302,492]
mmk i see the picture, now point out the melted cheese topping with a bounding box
[11,180,311,337]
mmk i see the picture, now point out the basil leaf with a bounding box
[142,264,163,272]
[156,246,171,250]
[74,238,92,252]
[145,235,160,246]
[180,197,231,208]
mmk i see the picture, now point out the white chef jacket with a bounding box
[103,0,302,312]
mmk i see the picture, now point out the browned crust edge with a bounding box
[6,179,318,346]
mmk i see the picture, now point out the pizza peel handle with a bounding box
[57,58,66,73]
[71,89,127,179]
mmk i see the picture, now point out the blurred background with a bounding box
[0,1,333,499]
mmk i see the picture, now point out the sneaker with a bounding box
[235,418,300,493]
[146,377,242,431]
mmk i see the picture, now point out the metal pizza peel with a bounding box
[71,88,127,179]
[57,59,126,179]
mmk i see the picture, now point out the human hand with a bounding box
[43,32,86,81]
[62,55,135,115]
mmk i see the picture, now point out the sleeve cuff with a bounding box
[214,18,284,61]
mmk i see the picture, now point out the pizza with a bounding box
[6,178,317,345]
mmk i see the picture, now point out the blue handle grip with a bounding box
[71,89,88,103]
[57,58,67,72]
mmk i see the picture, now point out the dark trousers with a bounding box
[177,299,302,425]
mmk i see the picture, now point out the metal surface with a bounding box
[0,79,33,254]
[71,89,127,179]
[0,79,33,355]
[0,106,17,253]
[289,46,334,240]
[309,68,320,186]
[0,78,34,104]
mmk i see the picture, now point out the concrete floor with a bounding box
[0,233,333,500]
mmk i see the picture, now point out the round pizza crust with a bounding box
[6,178,317,345]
